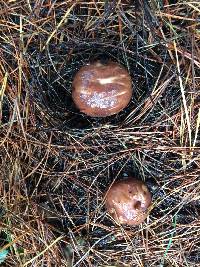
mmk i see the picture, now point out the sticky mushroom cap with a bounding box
[72,61,132,117]
[105,177,151,225]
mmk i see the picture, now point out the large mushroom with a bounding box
[72,61,132,117]
[105,177,151,225]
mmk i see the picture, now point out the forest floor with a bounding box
[0,1,200,266]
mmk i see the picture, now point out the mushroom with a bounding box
[105,177,151,225]
[72,61,132,117]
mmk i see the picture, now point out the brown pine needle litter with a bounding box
[0,1,200,266]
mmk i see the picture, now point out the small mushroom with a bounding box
[72,61,132,117]
[105,177,151,225]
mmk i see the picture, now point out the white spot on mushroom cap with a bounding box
[97,75,127,85]
[97,77,117,85]
[80,90,118,109]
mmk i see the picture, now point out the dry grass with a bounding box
[0,0,200,266]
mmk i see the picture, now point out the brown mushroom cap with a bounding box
[105,178,151,226]
[72,61,132,117]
